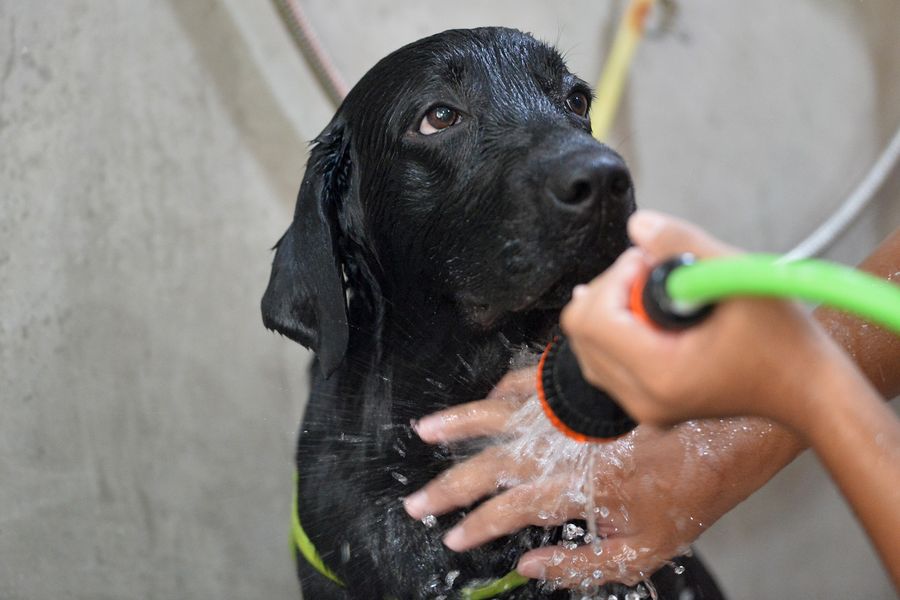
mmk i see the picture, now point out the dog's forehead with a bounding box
[341,28,570,130]
[413,28,567,86]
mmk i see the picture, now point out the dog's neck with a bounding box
[346,289,547,417]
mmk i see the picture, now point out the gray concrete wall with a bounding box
[1,1,897,599]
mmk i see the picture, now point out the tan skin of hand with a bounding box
[404,212,900,589]
[561,212,899,588]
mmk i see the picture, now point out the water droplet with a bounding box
[391,472,408,485]
[445,570,460,587]
[626,593,640,600]
[340,542,350,563]
[392,439,406,457]
[561,540,578,550]
[550,551,565,566]
[674,565,685,575]
[592,569,603,579]
[421,514,437,528]
[563,523,585,540]
[599,505,610,518]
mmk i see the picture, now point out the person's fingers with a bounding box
[628,210,737,262]
[487,366,539,401]
[561,247,646,336]
[413,396,519,444]
[516,537,651,588]
[441,478,586,552]
[562,248,664,370]
[403,446,518,520]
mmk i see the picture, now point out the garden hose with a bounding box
[537,253,900,442]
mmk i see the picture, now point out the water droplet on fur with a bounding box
[445,570,460,587]
[426,574,440,590]
[392,439,407,457]
[674,565,686,575]
[391,472,408,485]
[340,542,350,563]
[421,514,437,528]
[563,523,584,540]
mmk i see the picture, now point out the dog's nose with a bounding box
[546,151,632,210]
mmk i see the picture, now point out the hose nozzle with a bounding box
[537,253,712,442]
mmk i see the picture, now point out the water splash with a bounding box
[499,396,658,598]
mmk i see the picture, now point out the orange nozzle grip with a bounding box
[628,269,654,326]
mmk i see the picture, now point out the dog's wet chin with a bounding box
[458,251,626,331]
[459,298,510,330]
[457,278,574,331]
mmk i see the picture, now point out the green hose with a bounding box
[461,571,529,600]
[665,254,900,335]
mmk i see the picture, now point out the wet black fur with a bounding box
[262,27,724,599]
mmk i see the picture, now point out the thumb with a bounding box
[627,210,737,262]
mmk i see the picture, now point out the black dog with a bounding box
[263,27,724,599]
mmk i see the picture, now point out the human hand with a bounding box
[561,210,846,433]
[405,374,796,587]
[411,366,537,443]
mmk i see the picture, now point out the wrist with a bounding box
[680,417,804,512]
[787,348,877,446]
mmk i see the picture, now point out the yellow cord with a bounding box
[591,0,657,141]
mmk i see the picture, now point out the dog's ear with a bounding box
[261,125,352,377]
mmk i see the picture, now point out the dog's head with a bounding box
[262,27,635,376]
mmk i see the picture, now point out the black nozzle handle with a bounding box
[539,254,716,442]
[640,253,715,330]
[540,337,636,441]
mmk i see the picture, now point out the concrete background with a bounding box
[1,1,897,599]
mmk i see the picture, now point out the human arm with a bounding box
[560,212,900,587]
[813,228,900,398]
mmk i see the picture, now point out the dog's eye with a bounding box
[565,91,590,118]
[419,106,461,135]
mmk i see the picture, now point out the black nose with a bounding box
[546,151,632,210]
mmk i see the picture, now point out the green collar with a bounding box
[291,482,344,586]
[291,476,528,598]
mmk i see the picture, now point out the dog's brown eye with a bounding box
[419,106,461,135]
[566,91,589,117]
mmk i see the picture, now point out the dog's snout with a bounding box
[546,152,632,210]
